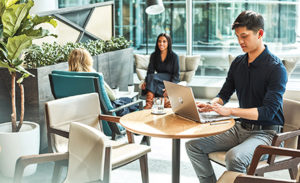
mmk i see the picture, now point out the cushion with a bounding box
[283,99,300,149]
[217,171,245,183]
[182,55,200,83]
[104,81,117,101]
[134,54,150,70]
[134,54,150,81]
[282,59,297,76]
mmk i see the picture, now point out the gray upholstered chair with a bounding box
[134,54,200,88]
[210,98,300,179]
[14,93,151,183]
[217,145,300,183]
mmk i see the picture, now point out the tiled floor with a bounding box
[0,136,291,183]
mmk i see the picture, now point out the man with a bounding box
[185,10,288,183]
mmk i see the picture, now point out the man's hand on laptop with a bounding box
[211,103,232,116]
[197,102,213,112]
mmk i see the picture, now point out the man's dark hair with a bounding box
[155,33,172,53]
[232,10,264,32]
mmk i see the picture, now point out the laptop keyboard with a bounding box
[199,111,232,122]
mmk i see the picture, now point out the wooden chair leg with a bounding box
[111,132,116,140]
[140,136,151,146]
[288,166,298,180]
[139,154,149,183]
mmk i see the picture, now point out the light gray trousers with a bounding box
[185,122,276,183]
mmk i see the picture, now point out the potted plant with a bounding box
[0,0,56,177]
[23,36,133,90]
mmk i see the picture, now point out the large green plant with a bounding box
[24,36,131,68]
[0,0,57,132]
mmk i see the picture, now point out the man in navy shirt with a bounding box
[186,10,287,183]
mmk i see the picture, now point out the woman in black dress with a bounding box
[142,33,180,109]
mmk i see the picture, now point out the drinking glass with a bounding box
[152,97,165,114]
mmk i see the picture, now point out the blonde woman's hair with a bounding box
[68,48,94,72]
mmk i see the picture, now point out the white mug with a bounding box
[128,85,134,94]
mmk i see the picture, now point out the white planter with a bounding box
[0,121,40,177]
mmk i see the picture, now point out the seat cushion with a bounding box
[134,54,150,81]
[283,99,300,149]
[179,55,200,83]
[209,151,291,171]
[217,171,245,183]
[209,151,226,165]
[111,143,151,168]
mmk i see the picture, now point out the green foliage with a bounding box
[24,37,132,68]
[0,0,57,82]
[2,0,34,37]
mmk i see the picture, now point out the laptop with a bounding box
[163,81,232,123]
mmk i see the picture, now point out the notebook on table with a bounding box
[163,81,233,123]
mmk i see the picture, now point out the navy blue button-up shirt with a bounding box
[217,46,288,126]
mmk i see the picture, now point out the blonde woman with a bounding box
[68,48,95,72]
[68,48,116,101]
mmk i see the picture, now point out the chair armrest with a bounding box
[234,174,296,183]
[48,127,69,138]
[271,129,300,147]
[248,145,300,175]
[108,99,143,113]
[98,114,135,143]
[14,152,69,183]
[268,129,300,163]
[99,114,121,123]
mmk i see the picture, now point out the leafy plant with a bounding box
[0,0,57,132]
[23,37,131,68]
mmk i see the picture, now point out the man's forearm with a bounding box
[230,107,259,120]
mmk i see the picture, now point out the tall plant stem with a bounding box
[16,83,24,132]
[11,72,17,132]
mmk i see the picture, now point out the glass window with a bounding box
[58,0,300,85]
[192,0,300,78]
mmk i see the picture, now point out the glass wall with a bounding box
[58,0,300,81]
[192,1,300,77]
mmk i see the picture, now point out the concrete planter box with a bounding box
[0,48,134,151]
[93,47,134,91]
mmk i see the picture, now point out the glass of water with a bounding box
[152,97,165,114]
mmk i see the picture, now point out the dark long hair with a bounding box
[154,33,172,54]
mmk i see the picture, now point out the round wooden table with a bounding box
[120,109,235,183]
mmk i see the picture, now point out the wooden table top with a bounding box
[120,109,235,139]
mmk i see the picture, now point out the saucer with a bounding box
[151,111,166,115]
